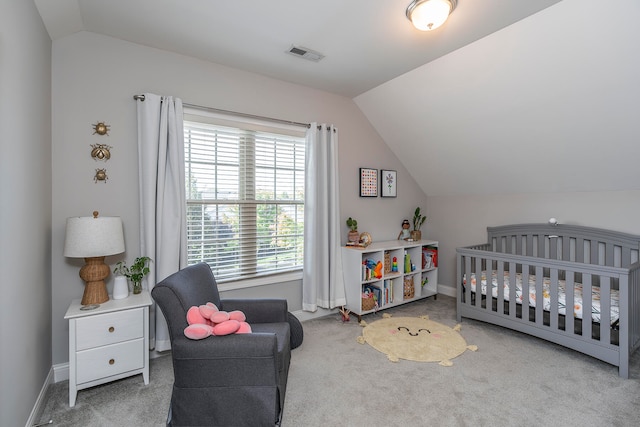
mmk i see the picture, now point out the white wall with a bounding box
[0,1,52,425]
[427,191,640,288]
[51,31,427,365]
[356,0,640,289]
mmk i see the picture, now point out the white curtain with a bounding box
[136,93,187,351]
[302,123,346,311]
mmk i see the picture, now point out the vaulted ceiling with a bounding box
[35,0,562,98]
[38,1,639,199]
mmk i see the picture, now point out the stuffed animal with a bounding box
[184,302,252,340]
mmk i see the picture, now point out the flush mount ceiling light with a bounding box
[406,0,457,31]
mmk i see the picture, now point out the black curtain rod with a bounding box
[133,94,322,129]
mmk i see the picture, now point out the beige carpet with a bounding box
[357,314,477,365]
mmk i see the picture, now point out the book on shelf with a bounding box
[383,279,393,304]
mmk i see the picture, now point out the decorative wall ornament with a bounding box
[90,143,112,161]
[94,168,108,183]
[381,170,397,198]
[92,121,110,135]
[359,168,378,197]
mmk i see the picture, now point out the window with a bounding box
[183,111,306,283]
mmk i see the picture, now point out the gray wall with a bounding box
[50,31,427,366]
[356,0,640,289]
[0,1,52,425]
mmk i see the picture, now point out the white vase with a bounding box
[112,276,129,300]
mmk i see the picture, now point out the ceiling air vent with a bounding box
[286,45,325,62]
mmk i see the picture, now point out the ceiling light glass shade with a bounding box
[406,0,457,31]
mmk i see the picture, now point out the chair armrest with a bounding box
[220,298,288,323]
[171,333,280,388]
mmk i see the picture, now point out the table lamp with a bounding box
[64,211,125,305]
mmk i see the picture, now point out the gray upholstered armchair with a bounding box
[152,262,296,426]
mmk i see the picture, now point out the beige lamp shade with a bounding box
[64,211,125,305]
[64,214,125,257]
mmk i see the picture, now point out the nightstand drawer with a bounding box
[76,308,143,350]
[76,338,144,384]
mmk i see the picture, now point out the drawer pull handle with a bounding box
[109,359,115,365]
[108,326,115,333]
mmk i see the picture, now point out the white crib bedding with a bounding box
[464,271,619,325]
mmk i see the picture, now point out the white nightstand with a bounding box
[64,290,152,407]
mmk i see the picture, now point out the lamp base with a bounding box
[79,256,110,305]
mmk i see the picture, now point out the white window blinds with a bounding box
[184,113,305,282]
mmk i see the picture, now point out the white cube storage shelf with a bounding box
[342,239,438,317]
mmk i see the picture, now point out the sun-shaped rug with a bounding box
[357,314,477,366]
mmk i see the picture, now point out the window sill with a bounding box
[217,270,303,291]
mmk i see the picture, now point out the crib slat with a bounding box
[526,234,534,257]
[535,266,544,326]
[496,262,505,315]
[550,269,559,330]
[606,242,614,267]
[522,265,530,322]
[537,234,546,258]
[474,256,482,309]
[576,238,584,263]
[562,236,571,261]
[565,271,575,336]
[505,236,513,254]
[463,255,471,307]
[516,236,523,257]
[600,276,611,345]
[621,247,631,268]
[549,236,558,260]
[590,240,598,265]
[509,262,516,317]
[583,274,593,339]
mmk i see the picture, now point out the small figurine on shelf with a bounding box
[398,219,411,240]
[392,256,398,272]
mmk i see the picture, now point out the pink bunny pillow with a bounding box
[184,302,252,340]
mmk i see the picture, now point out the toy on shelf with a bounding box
[363,258,383,280]
[398,219,411,240]
[392,257,398,272]
[404,251,411,273]
[374,261,383,278]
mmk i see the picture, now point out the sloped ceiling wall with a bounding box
[355,0,640,197]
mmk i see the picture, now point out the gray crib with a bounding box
[456,223,640,378]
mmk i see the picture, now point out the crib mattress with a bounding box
[464,271,619,325]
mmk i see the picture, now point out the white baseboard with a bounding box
[24,367,54,427]
[53,362,69,383]
[291,306,336,321]
[437,284,456,297]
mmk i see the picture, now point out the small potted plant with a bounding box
[114,256,152,295]
[346,217,359,243]
[412,207,426,241]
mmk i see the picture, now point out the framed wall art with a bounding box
[359,168,378,197]
[381,169,397,198]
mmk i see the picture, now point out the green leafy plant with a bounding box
[346,217,358,231]
[413,207,426,231]
[114,256,152,294]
